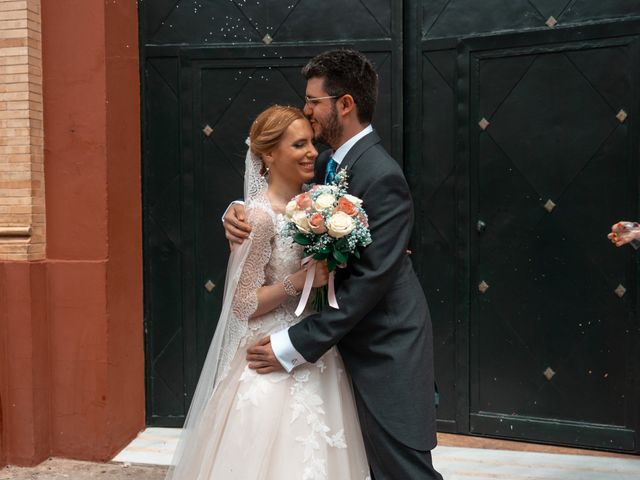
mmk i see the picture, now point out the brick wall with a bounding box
[0,0,44,261]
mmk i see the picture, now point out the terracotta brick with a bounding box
[0,73,29,83]
[0,90,28,100]
[0,135,29,145]
[0,2,28,12]
[0,0,44,261]
[0,63,28,74]
[28,82,41,94]
[26,19,39,33]
[0,144,31,153]
[0,162,29,171]
[0,215,30,226]
[0,195,29,205]
[0,185,30,194]
[0,126,30,135]
[0,37,27,48]
[0,54,27,65]
[0,19,26,29]
[0,82,27,92]
[0,46,27,56]
[1,152,30,161]
[0,245,30,255]
[0,205,29,213]
[25,9,39,24]
[0,28,27,39]
[0,112,28,122]
[0,169,30,179]
[0,9,27,21]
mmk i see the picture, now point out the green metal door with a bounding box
[140,0,640,452]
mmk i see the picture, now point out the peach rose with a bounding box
[296,193,313,210]
[337,197,358,217]
[343,194,363,207]
[309,213,327,234]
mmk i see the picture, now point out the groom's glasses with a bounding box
[304,95,341,107]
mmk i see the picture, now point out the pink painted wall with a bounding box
[0,0,144,466]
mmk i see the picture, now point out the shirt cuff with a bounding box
[271,328,307,373]
[220,200,245,223]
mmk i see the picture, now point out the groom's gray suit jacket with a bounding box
[288,130,437,451]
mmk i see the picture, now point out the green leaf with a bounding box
[327,257,338,272]
[313,252,328,261]
[294,233,312,245]
[332,249,348,264]
[335,237,348,251]
[352,249,361,259]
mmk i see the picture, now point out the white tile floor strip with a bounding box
[432,446,640,480]
[113,428,640,479]
[112,428,179,466]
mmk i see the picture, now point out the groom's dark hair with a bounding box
[302,49,378,124]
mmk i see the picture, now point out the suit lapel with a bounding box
[339,131,381,175]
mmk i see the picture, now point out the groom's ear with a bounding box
[337,94,355,117]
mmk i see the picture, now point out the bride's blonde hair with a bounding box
[249,105,307,163]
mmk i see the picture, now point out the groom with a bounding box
[224,50,442,479]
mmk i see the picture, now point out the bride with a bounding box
[165,105,370,480]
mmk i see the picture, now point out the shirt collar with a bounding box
[331,124,374,165]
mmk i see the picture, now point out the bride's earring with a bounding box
[262,155,272,177]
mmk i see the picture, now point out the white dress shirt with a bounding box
[271,124,374,372]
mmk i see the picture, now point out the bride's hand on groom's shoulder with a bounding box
[224,203,252,245]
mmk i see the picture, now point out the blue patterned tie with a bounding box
[324,157,338,185]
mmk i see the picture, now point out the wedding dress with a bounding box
[164,144,370,480]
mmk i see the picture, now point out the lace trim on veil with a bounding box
[164,140,272,479]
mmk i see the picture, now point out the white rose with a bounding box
[314,193,336,211]
[285,199,298,219]
[326,211,355,238]
[343,194,363,207]
[292,211,311,233]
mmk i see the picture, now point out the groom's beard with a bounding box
[315,103,343,148]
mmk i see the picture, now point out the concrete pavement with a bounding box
[0,459,167,480]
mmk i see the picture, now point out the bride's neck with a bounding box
[267,177,302,211]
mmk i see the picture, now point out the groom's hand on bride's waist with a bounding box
[247,336,284,374]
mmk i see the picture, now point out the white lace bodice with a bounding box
[241,211,311,339]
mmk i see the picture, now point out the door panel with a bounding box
[140,1,640,452]
[141,0,402,426]
[463,27,639,451]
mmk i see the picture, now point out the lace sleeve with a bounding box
[231,205,275,320]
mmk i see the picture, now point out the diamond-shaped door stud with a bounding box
[545,16,558,28]
[616,109,628,123]
[543,367,556,381]
[204,280,215,292]
[615,284,626,298]
[478,281,489,294]
[544,199,556,213]
[262,34,273,45]
[478,118,490,130]
[202,125,213,137]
